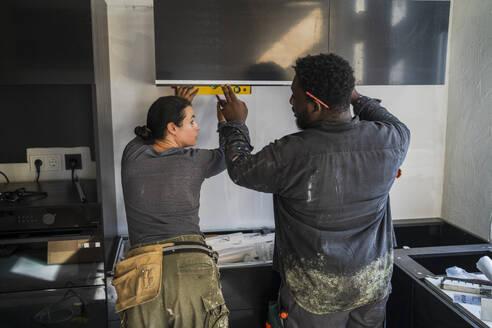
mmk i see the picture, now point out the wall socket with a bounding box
[29,154,62,172]
[65,154,82,170]
[23,147,95,182]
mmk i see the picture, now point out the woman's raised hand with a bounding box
[176,86,199,103]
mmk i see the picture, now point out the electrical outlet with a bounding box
[29,155,61,172]
[46,156,60,170]
[65,154,82,170]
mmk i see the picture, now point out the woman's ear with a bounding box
[166,122,177,136]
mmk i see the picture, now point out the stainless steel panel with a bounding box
[329,0,449,85]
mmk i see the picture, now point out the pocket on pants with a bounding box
[202,291,229,328]
[112,250,162,312]
[177,256,214,275]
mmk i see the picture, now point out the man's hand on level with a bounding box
[216,85,248,124]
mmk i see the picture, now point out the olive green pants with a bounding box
[119,235,229,328]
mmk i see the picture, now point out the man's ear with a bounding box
[167,122,178,136]
[309,101,322,113]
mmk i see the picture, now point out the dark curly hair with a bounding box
[294,53,355,112]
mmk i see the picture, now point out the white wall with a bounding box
[106,2,448,235]
[442,0,492,241]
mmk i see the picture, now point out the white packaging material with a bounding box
[446,266,483,280]
[206,232,275,264]
[476,256,492,282]
[481,297,492,322]
[206,233,245,250]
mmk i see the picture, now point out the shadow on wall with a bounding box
[243,62,290,81]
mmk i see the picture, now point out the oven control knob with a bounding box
[42,213,56,225]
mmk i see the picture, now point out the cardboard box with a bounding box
[47,238,102,264]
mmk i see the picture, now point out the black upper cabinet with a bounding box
[329,0,450,85]
[154,0,330,85]
[0,0,94,85]
[154,0,449,85]
[0,85,95,163]
[0,0,96,163]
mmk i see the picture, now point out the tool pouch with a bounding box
[112,248,162,312]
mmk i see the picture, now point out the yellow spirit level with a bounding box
[176,85,251,95]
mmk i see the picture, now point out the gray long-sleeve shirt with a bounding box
[121,124,227,246]
[219,96,410,314]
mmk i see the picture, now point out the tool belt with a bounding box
[112,240,217,313]
[160,241,218,263]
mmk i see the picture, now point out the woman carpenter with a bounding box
[114,88,229,328]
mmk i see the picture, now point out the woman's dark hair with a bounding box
[294,53,355,112]
[134,96,190,144]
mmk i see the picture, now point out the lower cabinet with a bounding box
[387,245,491,328]
[107,219,488,327]
[220,264,281,328]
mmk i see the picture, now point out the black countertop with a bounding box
[0,179,98,209]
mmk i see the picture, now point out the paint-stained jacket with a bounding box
[219,96,410,314]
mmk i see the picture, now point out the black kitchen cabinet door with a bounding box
[329,0,450,85]
[0,0,94,85]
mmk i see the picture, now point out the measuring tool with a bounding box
[174,85,251,95]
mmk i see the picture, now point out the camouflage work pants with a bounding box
[115,235,229,328]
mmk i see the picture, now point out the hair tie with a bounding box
[144,126,152,133]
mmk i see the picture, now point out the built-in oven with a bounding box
[0,285,106,328]
[0,234,105,293]
[0,180,106,327]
